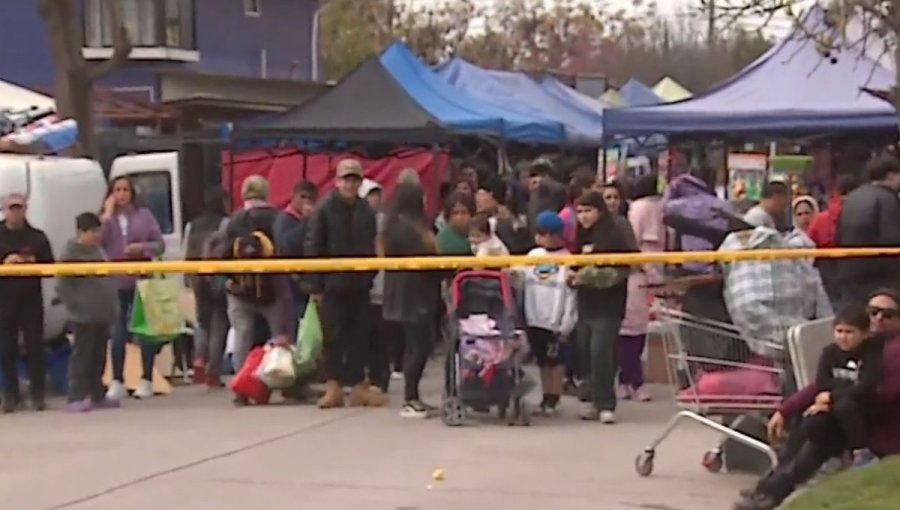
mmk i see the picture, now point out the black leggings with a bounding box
[402,319,435,402]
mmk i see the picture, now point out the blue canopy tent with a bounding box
[235,42,564,144]
[539,76,610,118]
[604,7,897,137]
[618,79,664,107]
[435,58,602,145]
[380,43,564,144]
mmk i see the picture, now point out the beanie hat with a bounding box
[535,210,564,235]
[241,175,269,200]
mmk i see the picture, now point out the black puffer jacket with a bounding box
[836,182,900,286]
[304,191,377,295]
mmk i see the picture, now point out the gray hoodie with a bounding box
[56,239,119,324]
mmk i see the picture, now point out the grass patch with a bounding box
[782,457,900,510]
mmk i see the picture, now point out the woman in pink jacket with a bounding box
[618,175,665,402]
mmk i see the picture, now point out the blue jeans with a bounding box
[111,287,160,382]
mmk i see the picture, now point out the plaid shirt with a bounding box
[719,227,832,357]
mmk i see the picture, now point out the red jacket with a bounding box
[806,196,842,248]
[779,335,900,457]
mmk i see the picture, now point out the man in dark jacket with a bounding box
[305,158,381,409]
[273,180,318,343]
[527,159,567,232]
[836,153,900,303]
[0,193,54,412]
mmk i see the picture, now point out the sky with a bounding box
[399,0,797,36]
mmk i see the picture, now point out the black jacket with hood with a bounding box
[304,191,377,295]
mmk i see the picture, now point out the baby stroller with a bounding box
[442,270,532,427]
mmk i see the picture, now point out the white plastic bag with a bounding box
[256,345,296,389]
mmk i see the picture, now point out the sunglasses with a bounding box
[867,306,899,319]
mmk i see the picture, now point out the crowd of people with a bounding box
[1,149,899,505]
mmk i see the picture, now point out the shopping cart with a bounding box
[634,306,784,477]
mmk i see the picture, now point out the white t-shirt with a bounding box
[743,205,775,229]
[117,214,128,238]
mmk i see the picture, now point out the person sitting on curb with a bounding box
[734,290,900,510]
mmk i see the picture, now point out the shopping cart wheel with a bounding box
[442,397,466,427]
[701,448,723,473]
[635,450,655,477]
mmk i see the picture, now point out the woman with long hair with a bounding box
[573,191,637,423]
[100,176,165,400]
[382,181,443,418]
[436,191,476,255]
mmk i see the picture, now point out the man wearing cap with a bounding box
[0,193,54,412]
[221,176,295,405]
[305,158,382,408]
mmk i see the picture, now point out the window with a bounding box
[131,171,174,235]
[83,0,195,51]
[244,0,261,16]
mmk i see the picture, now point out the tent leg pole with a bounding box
[302,149,308,180]
[601,144,608,183]
[228,139,235,210]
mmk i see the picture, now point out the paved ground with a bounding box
[0,367,756,510]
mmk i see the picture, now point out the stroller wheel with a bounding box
[517,402,532,426]
[442,397,466,427]
[507,399,531,426]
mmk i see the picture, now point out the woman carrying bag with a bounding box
[100,177,165,400]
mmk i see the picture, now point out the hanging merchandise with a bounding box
[769,155,812,195]
[727,153,768,201]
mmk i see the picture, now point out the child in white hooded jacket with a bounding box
[519,211,578,414]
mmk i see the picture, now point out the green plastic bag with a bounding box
[129,275,185,344]
[294,301,324,378]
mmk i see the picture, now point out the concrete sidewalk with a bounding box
[0,369,755,510]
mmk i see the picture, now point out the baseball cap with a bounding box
[535,210,564,235]
[336,159,363,179]
[358,178,382,199]
[3,193,27,210]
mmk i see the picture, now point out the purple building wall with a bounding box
[0,0,317,95]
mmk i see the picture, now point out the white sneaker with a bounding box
[391,371,403,381]
[600,410,617,424]
[134,379,154,399]
[106,380,127,401]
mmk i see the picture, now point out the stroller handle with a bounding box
[450,270,514,310]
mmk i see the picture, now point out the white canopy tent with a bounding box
[0,79,54,111]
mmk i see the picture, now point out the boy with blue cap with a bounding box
[519,211,578,414]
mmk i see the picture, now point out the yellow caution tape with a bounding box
[0,247,896,277]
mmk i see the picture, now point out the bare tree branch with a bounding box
[88,0,133,79]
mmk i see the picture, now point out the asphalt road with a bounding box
[0,369,755,510]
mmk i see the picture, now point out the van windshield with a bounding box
[131,171,174,234]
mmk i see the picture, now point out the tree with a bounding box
[38,0,132,158]
[316,0,770,93]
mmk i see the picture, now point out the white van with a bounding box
[0,151,193,342]
[0,155,107,341]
